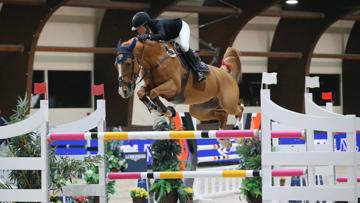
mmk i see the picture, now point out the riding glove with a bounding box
[138,34,151,42]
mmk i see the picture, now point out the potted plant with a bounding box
[84,140,127,202]
[237,138,262,203]
[178,186,194,203]
[50,194,62,203]
[149,140,182,203]
[130,187,149,203]
[149,118,189,203]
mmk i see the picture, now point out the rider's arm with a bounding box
[149,23,166,41]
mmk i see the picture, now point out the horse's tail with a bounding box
[222,47,242,83]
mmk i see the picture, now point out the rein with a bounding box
[135,42,148,85]
[118,40,177,88]
[136,41,176,83]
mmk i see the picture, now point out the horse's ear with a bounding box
[128,38,137,51]
[116,39,122,49]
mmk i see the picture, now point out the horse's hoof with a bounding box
[166,106,176,117]
[233,125,240,130]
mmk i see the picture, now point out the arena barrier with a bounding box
[2,72,359,202]
[304,76,360,199]
[44,73,358,202]
[0,100,108,203]
[261,72,358,202]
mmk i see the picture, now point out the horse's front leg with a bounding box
[137,86,157,112]
[149,79,179,117]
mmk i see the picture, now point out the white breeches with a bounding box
[174,20,190,52]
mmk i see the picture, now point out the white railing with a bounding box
[0,100,107,203]
[0,100,49,203]
[50,99,107,203]
[261,72,358,202]
[305,76,360,196]
[193,165,241,200]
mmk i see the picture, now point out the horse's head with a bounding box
[114,38,139,98]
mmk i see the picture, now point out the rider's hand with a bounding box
[138,34,150,42]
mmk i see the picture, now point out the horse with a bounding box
[115,38,244,136]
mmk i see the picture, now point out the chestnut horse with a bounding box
[115,38,244,132]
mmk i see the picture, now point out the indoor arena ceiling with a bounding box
[0,0,359,19]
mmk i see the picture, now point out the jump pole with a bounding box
[49,130,305,141]
[107,169,306,180]
[336,177,360,183]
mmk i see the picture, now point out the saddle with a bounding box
[161,42,208,104]
[170,42,209,73]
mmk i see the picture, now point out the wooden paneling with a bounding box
[343,21,360,116]
[94,10,136,127]
[268,0,360,113]
[0,0,67,118]
[147,0,180,17]
[199,0,282,66]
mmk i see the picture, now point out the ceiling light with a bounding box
[286,0,298,5]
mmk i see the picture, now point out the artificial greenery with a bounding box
[0,96,101,196]
[237,138,262,203]
[50,151,102,193]
[83,165,118,197]
[149,118,190,203]
[84,140,127,198]
[106,141,128,172]
[84,166,99,184]
[106,140,127,196]
[6,96,42,189]
[0,181,11,189]
[150,140,185,203]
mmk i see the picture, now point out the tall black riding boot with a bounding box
[184,50,206,82]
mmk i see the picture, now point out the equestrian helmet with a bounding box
[131,12,150,31]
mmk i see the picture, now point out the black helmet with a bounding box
[131,12,150,31]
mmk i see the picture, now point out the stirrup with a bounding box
[196,72,206,83]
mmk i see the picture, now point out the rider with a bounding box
[131,11,206,83]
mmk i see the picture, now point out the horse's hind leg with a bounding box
[189,104,228,128]
[220,95,244,126]
[189,104,232,148]
[233,103,245,129]
[220,96,245,145]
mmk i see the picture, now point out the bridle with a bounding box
[115,38,143,92]
[116,51,139,92]
[115,39,176,91]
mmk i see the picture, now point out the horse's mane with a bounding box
[121,37,137,47]
[122,38,167,49]
[122,38,168,57]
